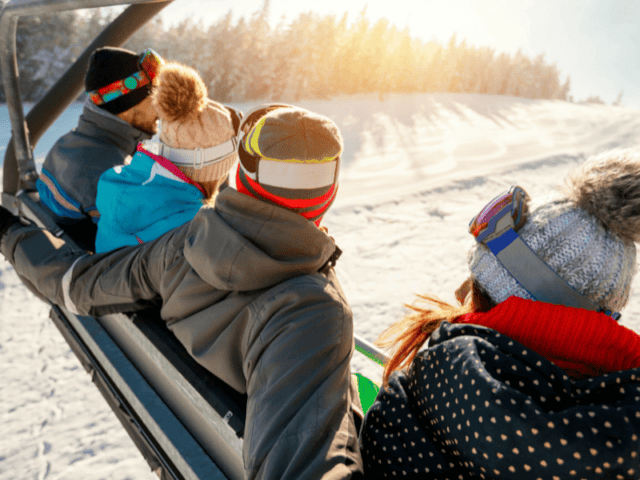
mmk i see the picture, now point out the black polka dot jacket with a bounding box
[360,322,640,479]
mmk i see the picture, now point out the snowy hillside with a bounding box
[2,93,640,479]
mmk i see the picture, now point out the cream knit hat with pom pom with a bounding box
[468,148,640,313]
[152,62,238,199]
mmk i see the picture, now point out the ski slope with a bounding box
[2,92,640,479]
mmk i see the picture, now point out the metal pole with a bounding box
[354,333,390,367]
[1,0,173,194]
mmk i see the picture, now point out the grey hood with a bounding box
[184,188,338,291]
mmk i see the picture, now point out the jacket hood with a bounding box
[78,98,152,154]
[184,188,339,291]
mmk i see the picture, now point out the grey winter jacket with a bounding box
[36,99,152,223]
[1,188,364,480]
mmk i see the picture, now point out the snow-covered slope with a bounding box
[2,93,640,479]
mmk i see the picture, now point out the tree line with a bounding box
[1,3,580,104]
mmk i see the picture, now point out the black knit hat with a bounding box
[85,47,151,114]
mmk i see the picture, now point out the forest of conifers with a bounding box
[5,3,575,104]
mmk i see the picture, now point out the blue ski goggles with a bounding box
[469,186,621,320]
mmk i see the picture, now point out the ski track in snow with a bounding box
[2,93,640,479]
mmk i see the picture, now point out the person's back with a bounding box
[36,47,160,248]
[360,148,640,479]
[0,105,364,480]
[94,62,239,252]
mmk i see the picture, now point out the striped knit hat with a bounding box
[468,149,640,313]
[236,106,343,226]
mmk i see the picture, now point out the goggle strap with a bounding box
[487,227,621,320]
[158,138,237,169]
[238,142,339,189]
[86,48,163,106]
[86,71,150,106]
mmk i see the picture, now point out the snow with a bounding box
[2,92,640,479]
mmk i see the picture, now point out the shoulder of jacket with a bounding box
[252,273,350,314]
[54,128,124,154]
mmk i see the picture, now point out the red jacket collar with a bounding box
[457,297,640,379]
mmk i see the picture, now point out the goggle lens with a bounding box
[470,186,528,240]
[139,48,164,82]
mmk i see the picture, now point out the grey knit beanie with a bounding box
[468,148,640,312]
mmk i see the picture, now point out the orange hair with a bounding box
[376,278,494,387]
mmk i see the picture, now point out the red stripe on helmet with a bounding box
[236,166,336,226]
[237,165,336,208]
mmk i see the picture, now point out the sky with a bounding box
[147,0,640,109]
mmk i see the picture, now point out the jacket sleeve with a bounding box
[0,220,171,316]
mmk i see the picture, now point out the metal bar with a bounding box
[1,0,173,194]
[0,13,32,189]
[354,333,390,367]
[61,306,230,480]
[1,0,167,16]
[17,191,65,236]
[47,307,180,480]
[102,312,246,480]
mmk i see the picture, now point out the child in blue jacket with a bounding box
[95,63,240,252]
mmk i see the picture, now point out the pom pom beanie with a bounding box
[468,149,640,313]
[152,63,238,198]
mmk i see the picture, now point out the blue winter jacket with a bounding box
[95,143,205,253]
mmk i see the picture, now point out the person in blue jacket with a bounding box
[94,62,241,252]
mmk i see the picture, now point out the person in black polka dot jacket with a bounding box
[361,148,640,479]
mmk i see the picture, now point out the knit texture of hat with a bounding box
[153,62,237,198]
[85,47,151,114]
[468,148,640,313]
[236,106,343,226]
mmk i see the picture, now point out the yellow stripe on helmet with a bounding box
[244,117,267,157]
[243,115,342,164]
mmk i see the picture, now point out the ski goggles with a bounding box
[87,48,164,106]
[157,105,244,169]
[470,185,621,320]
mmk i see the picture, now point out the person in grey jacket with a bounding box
[36,47,162,248]
[0,106,364,480]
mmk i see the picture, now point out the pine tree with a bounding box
[5,5,578,104]
[2,12,80,102]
